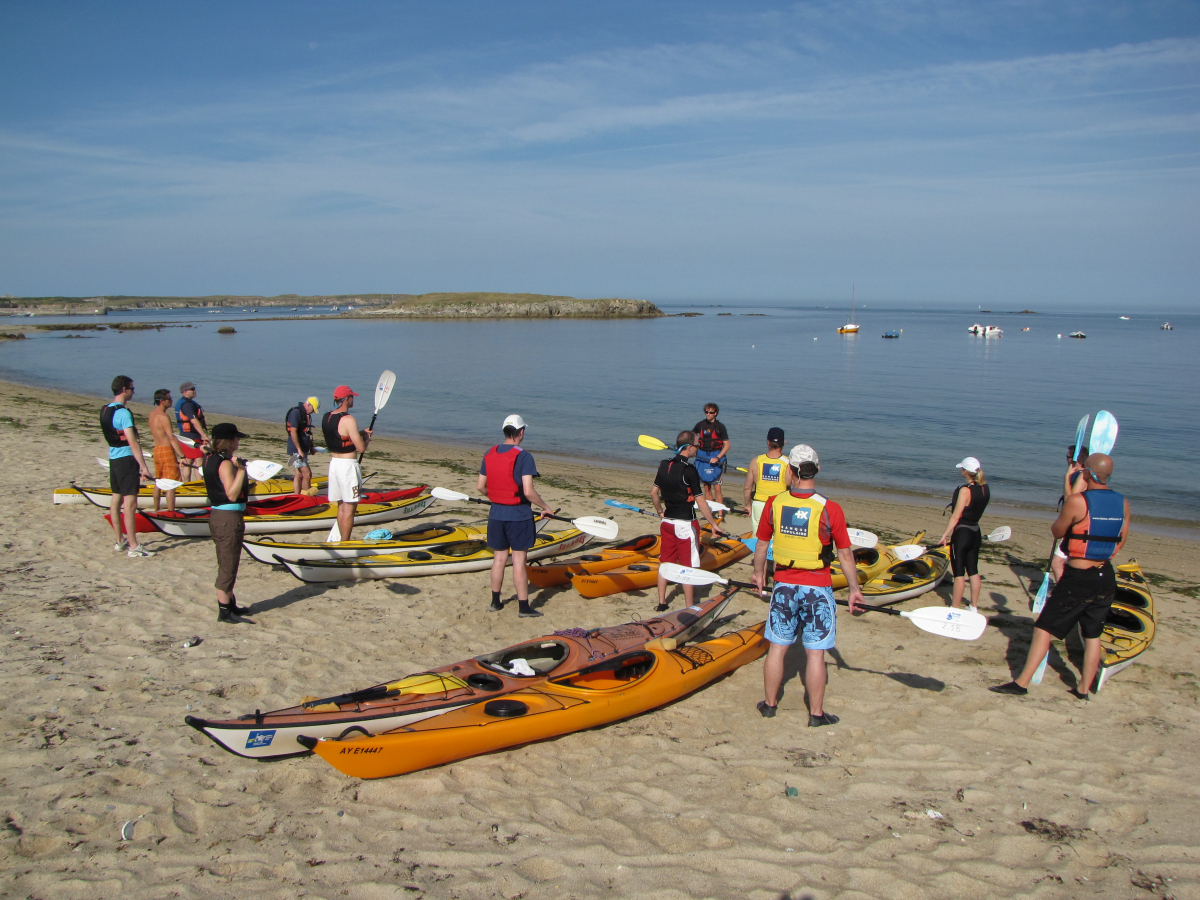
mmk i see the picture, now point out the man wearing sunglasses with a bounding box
[991,452,1130,699]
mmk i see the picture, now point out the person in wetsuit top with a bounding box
[937,456,991,610]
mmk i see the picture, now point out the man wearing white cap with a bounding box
[478,415,553,617]
[752,444,863,726]
[937,457,991,610]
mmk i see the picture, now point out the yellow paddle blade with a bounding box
[384,673,469,694]
[638,434,669,451]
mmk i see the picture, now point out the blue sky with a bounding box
[1,2,1198,309]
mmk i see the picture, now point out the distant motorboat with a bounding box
[968,324,1002,336]
[1069,331,1086,339]
[332,306,339,311]
[882,330,900,339]
[290,307,298,311]
[1021,327,1030,331]
[1161,323,1173,330]
[1119,316,1130,320]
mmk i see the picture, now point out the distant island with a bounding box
[0,291,663,319]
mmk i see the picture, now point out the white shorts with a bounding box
[750,499,766,533]
[327,458,362,503]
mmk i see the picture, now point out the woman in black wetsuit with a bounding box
[938,456,990,610]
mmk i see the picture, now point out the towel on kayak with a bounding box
[364,528,394,541]
[506,659,536,677]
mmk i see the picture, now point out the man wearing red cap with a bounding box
[322,385,371,541]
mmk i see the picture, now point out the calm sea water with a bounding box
[2,304,1196,524]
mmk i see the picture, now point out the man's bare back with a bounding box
[149,405,182,453]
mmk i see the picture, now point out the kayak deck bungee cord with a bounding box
[185,589,738,759]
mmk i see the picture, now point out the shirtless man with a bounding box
[322,385,371,541]
[148,388,185,512]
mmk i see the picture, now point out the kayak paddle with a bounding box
[743,527,878,551]
[155,478,184,491]
[431,487,619,540]
[659,563,988,640]
[638,434,670,451]
[1089,411,1118,456]
[1072,414,1090,462]
[359,369,396,463]
[1029,572,1053,684]
[245,460,284,482]
[985,526,1012,542]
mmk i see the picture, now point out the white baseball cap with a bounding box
[503,414,527,431]
[956,457,981,473]
[789,444,819,467]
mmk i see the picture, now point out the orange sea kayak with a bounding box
[570,533,751,599]
[301,621,767,779]
[527,533,661,588]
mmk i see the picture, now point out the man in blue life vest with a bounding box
[102,375,155,558]
[286,396,319,495]
[991,452,1130,699]
[174,382,209,482]
[479,415,554,617]
[751,444,863,726]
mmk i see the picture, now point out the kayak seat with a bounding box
[477,640,569,676]
[854,548,880,566]
[891,574,915,584]
[407,551,434,561]
[553,651,655,689]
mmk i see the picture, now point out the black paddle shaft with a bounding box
[463,495,577,526]
[357,413,379,463]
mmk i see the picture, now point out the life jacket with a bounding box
[948,483,989,526]
[483,445,524,505]
[322,410,353,453]
[100,403,132,448]
[752,454,789,501]
[771,491,834,569]
[696,422,725,452]
[1063,489,1125,561]
[286,404,312,450]
[203,450,247,507]
[177,398,205,440]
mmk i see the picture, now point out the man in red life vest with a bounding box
[991,452,1130,699]
[478,415,553,617]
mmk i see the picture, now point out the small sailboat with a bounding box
[1119,316,1130,320]
[1161,322,1173,330]
[837,285,860,334]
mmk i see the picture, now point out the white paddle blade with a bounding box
[660,563,727,587]
[848,528,878,549]
[892,544,926,562]
[245,460,283,482]
[697,501,730,512]
[572,516,619,540]
[638,434,669,451]
[155,478,184,491]
[327,522,342,542]
[1090,411,1118,456]
[374,370,396,413]
[1073,414,1090,460]
[900,607,988,641]
[178,435,197,447]
[97,457,111,469]
[431,486,470,502]
[986,526,1012,542]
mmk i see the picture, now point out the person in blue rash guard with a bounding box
[478,415,553,617]
[101,375,155,558]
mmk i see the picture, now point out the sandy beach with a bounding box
[1,377,1198,900]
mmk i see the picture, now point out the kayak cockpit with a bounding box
[477,640,570,676]
[551,651,656,690]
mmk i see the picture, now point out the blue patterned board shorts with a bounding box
[766,584,837,650]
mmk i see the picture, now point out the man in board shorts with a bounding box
[323,385,371,541]
[286,396,319,495]
[991,453,1130,699]
[148,388,184,513]
[650,430,726,613]
[174,382,208,481]
[752,445,863,726]
[692,403,731,516]
[101,375,155,558]
[479,415,554,617]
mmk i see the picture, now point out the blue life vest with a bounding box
[695,450,726,484]
[1064,490,1125,561]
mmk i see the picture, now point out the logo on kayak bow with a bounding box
[245,729,276,749]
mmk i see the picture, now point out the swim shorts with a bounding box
[179,443,204,461]
[766,583,837,650]
[153,446,180,482]
[1036,562,1115,640]
[109,455,141,495]
[289,452,309,471]
[326,458,362,503]
[660,518,701,567]
[487,516,536,552]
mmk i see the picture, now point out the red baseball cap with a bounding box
[333,385,359,400]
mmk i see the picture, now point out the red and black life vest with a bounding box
[696,422,725,452]
[483,445,525,505]
[100,403,131,448]
[322,411,353,453]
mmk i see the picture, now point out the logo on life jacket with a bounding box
[1064,490,1125,561]
[771,492,830,570]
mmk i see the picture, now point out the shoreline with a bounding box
[3,377,1200,898]
[7,374,1196,539]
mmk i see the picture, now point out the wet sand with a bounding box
[1,378,1198,899]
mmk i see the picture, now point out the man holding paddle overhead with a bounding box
[752,445,863,726]
[323,385,371,542]
[650,431,727,613]
[479,415,554,617]
[991,453,1130,699]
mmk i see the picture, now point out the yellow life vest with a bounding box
[770,491,830,569]
[752,454,789,501]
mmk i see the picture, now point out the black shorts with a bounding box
[949,525,981,577]
[487,517,536,552]
[108,455,141,496]
[1035,562,1116,640]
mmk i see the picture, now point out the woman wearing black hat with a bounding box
[204,423,252,623]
